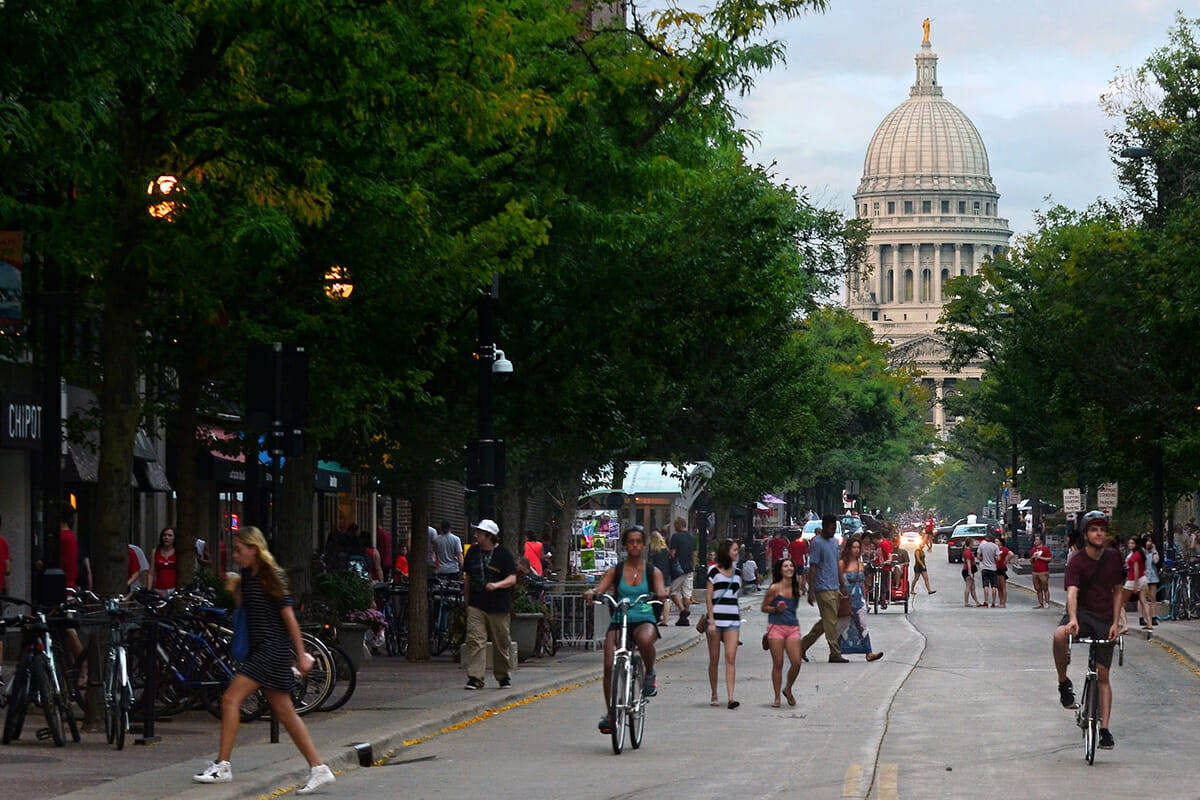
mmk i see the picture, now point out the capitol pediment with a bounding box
[887,334,949,367]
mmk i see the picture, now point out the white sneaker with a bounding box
[297,764,335,795]
[192,760,232,784]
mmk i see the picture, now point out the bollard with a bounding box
[135,615,160,744]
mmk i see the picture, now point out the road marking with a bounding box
[842,763,862,797]
[878,763,899,800]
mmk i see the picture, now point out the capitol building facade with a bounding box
[845,32,1012,434]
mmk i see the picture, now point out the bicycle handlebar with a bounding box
[592,592,663,610]
[1068,634,1124,647]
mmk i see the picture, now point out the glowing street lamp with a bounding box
[147,175,185,220]
[323,265,353,299]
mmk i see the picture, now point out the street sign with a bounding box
[1063,488,1082,513]
[1097,482,1119,511]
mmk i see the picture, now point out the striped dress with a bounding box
[236,567,295,692]
[707,565,742,628]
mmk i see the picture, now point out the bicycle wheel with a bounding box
[1081,678,1097,764]
[293,635,334,716]
[3,657,29,743]
[103,650,118,745]
[609,657,628,755]
[116,681,131,751]
[629,655,645,750]
[35,654,65,747]
[429,598,449,655]
[319,643,358,712]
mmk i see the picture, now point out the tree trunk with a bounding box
[172,375,201,587]
[94,275,143,596]
[406,481,431,661]
[552,469,583,585]
[280,440,316,600]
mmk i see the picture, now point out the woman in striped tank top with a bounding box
[705,539,742,709]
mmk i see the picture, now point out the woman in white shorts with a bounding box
[1123,536,1151,632]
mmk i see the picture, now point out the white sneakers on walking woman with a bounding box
[192,760,334,793]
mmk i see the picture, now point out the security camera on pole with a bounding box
[469,274,512,524]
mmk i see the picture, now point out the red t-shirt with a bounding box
[1125,550,1144,582]
[154,548,177,591]
[877,538,893,563]
[60,527,79,589]
[524,541,545,576]
[1031,545,1052,573]
[0,535,9,592]
[393,555,409,578]
[788,538,809,568]
[767,537,788,562]
[996,546,1010,570]
[1065,549,1124,620]
[924,518,935,535]
[963,546,975,569]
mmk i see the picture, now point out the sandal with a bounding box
[598,715,612,734]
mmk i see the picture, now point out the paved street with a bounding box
[3,546,1200,799]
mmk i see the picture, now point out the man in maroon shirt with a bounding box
[1052,511,1125,750]
[766,530,788,573]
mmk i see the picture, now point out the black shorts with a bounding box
[996,568,1008,578]
[607,620,660,641]
[913,564,926,574]
[981,569,997,588]
[1059,610,1116,669]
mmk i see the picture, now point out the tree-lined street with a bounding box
[320,550,1200,799]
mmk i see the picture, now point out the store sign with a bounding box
[2,394,42,450]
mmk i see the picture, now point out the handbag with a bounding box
[761,632,770,650]
[837,594,852,618]
[231,606,250,661]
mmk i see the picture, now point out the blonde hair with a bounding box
[235,526,288,604]
[649,530,667,553]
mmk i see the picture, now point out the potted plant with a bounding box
[313,570,375,669]
[510,580,548,662]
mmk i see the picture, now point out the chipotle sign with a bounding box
[2,394,42,450]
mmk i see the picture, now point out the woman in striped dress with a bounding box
[705,539,742,709]
[192,527,334,794]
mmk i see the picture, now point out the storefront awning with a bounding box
[316,460,350,493]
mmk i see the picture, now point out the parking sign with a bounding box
[1063,488,1082,513]
[1097,483,1118,512]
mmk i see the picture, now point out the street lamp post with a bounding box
[472,274,511,523]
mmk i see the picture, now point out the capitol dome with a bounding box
[845,29,1011,438]
[858,42,995,195]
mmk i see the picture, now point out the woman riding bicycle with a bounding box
[584,525,666,735]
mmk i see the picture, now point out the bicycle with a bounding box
[429,576,464,656]
[1069,633,1124,764]
[101,597,134,750]
[0,595,82,747]
[594,592,661,755]
[522,574,559,658]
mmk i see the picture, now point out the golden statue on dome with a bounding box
[922,17,931,44]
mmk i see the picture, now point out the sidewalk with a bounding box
[0,621,702,800]
[1005,568,1200,670]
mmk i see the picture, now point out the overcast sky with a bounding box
[663,0,1192,238]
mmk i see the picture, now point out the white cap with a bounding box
[472,519,500,536]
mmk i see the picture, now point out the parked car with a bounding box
[934,518,965,544]
[946,521,1003,563]
[801,519,844,546]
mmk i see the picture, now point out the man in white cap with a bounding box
[461,519,517,690]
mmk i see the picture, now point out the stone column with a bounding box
[935,380,946,437]
[933,243,942,302]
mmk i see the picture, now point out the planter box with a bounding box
[511,613,543,662]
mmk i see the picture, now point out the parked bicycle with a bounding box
[1,595,81,747]
[594,592,661,755]
[522,574,560,658]
[1069,633,1124,764]
[101,597,134,749]
[429,576,465,656]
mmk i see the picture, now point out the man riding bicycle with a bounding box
[1052,510,1125,750]
[584,526,667,734]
